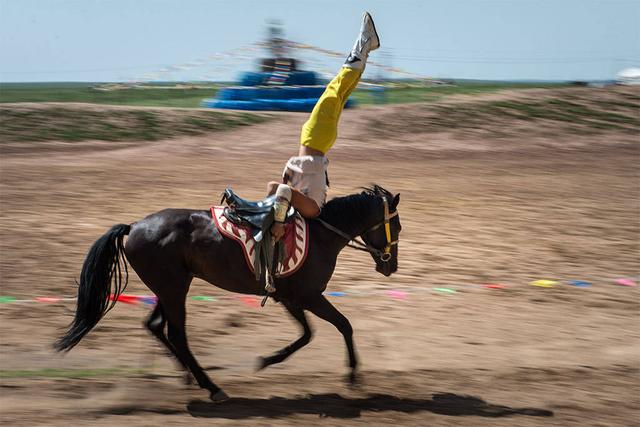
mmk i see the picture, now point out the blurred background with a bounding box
[1,1,639,425]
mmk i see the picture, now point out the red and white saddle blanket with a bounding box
[210,206,309,278]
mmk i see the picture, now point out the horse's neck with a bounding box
[320,196,380,243]
[341,209,378,238]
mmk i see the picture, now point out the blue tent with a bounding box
[202,71,356,112]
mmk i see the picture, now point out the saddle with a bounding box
[221,189,285,239]
[219,188,298,287]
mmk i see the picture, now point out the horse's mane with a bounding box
[360,184,394,200]
[319,184,392,231]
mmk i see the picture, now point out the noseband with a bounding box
[316,197,399,263]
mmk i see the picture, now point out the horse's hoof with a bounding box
[255,356,267,372]
[210,389,229,402]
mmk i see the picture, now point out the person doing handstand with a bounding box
[268,12,380,242]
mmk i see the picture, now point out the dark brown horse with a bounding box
[55,185,401,401]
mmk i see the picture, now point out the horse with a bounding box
[55,185,401,402]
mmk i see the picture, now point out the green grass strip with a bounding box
[0,107,270,144]
[0,83,219,108]
[191,296,216,301]
[0,81,570,107]
[433,287,457,294]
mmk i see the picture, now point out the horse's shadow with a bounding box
[187,392,553,419]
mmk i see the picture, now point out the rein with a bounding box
[314,197,398,262]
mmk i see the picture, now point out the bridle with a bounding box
[315,196,399,263]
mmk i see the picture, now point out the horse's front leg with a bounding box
[257,300,313,370]
[306,295,359,384]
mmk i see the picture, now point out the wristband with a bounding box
[273,201,289,222]
[275,184,292,201]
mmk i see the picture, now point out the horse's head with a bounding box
[359,185,402,277]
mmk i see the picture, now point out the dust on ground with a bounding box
[1,86,639,426]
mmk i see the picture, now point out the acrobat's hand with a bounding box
[271,222,285,241]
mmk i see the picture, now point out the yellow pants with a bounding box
[300,67,362,154]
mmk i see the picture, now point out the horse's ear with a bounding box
[391,193,400,209]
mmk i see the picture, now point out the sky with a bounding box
[0,0,638,82]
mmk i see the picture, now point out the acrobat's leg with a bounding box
[299,12,380,155]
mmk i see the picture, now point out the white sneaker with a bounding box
[344,12,380,70]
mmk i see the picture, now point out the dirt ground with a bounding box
[1,87,639,426]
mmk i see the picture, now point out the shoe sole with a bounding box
[364,12,381,50]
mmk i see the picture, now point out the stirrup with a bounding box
[262,278,275,306]
[264,273,276,293]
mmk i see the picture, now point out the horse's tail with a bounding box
[55,223,131,352]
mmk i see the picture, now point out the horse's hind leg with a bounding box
[145,303,172,355]
[307,295,359,384]
[144,303,194,384]
[160,294,228,402]
[257,300,313,370]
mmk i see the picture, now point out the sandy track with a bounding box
[1,87,638,426]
